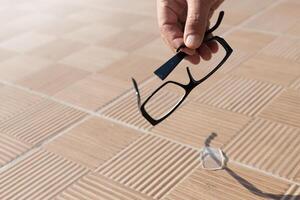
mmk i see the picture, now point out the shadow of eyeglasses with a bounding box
[204,133,300,200]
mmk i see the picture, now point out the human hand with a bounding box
[157,0,224,64]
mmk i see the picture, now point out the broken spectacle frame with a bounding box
[132,11,233,126]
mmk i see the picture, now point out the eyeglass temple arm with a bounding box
[153,11,225,81]
[131,78,142,108]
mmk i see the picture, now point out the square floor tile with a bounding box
[55,172,154,200]
[195,75,283,117]
[98,54,163,86]
[0,32,56,53]
[0,55,53,82]
[244,2,300,33]
[163,163,291,200]
[261,36,300,63]
[232,54,300,86]
[46,117,142,169]
[0,48,16,62]
[290,77,300,91]
[259,89,300,128]
[0,99,87,145]
[151,102,251,148]
[286,20,300,37]
[63,23,121,44]
[97,134,200,200]
[55,74,127,111]
[214,0,274,26]
[0,149,89,200]
[29,38,87,61]
[18,64,90,95]
[0,86,43,122]
[97,29,157,52]
[0,134,31,167]
[60,46,127,72]
[283,185,300,199]
[224,118,300,181]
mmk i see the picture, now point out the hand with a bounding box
[157,0,224,64]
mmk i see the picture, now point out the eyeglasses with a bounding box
[132,11,233,126]
[200,146,225,170]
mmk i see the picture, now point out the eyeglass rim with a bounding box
[133,36,233,126]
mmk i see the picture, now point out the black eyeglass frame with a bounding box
[132,11,233,126]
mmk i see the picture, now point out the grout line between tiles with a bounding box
[0,78,299,187]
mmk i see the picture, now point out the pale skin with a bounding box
[157,0,224,64]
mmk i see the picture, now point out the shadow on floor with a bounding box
[204,133,300,200]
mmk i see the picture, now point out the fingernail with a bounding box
[186,34,201,48]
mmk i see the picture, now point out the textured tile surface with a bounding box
[55,74,127,111]
[0,99,87,145]
[46,117,142,169]
[0,150,89,200]
[163,163,291,200]
[195,75,283,117]
[224,118,300,181]
[97,134,200,199]
[152,102,251,148]
[0,134,30,167]
[18,64,90,95]
[55,173,154,200]
[259,90,300,128]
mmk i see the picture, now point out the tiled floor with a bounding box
[0,0,299,199]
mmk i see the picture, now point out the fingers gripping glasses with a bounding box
[132,11,233,126]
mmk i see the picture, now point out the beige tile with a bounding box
[98,54,163,85]
[0,55,53,82]
[63,23,121,44]
[0,32,56,53]
[0,134,31,167]
[259,90,300,128]
[0,48,17,62]
[225,29,276,53]
[163,163,291,200]
[46,117,142,169]
[233,54,300,86]
[261,36,300,63]
[129,17,160,34]
[213,0,275,26]
[244,2,300,33]
[0,149,89,200]
[97,134,200,200]
[0,86,43,122]
[97,30,157,52]
[152,102,251,148]
[286,20,300,37]
[18,64,90,95]
[224,118,300,181]
[290,77,300,91]
[283,185,300,199]
[55,172,154,200]
[55,74,127,110]
[134,38,174,61]
[0,99,87,145]
[30,38,87,61]
[60,46,127,72]
[195,75,283,117]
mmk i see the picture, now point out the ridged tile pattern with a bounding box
[55,173,154,200]
[262,37,300,62]
[195,75,283,116]
[282,185,300,200]
[97,134,200,199]
[290,77,300,91]
[151,102,251,148]
[100,78,184,130]
[224,118,300,181]
[0,134,30,166]
[259,90,300,128]
[0,86,43,122]
[46,117,142,169]
[163,164,291,200]
[0,99,87,145]
[0,150,89,200]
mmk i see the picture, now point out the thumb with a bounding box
[184,0,211,49]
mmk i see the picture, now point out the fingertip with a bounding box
[186,54,200,65]
[198,44,212,61]
[207,41,219,53]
